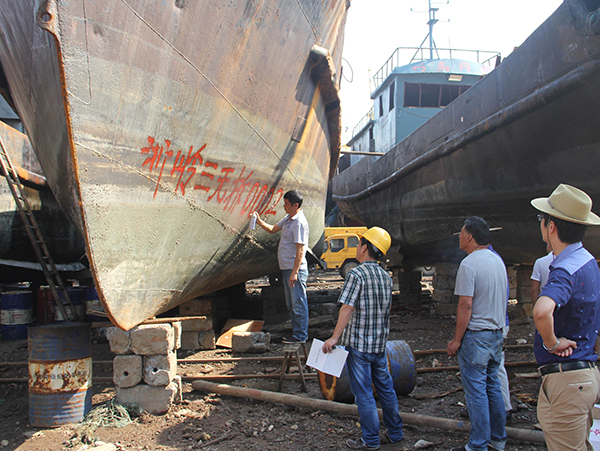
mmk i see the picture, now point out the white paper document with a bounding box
[307,338,348,377]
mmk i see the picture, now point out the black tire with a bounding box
[340,260,358,279]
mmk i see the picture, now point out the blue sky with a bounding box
[340,0,564,142]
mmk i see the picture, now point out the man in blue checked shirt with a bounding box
[322,227,403,450]
[531,184,600,451]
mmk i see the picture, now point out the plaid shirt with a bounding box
[339,261,393,354]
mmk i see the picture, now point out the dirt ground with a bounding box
[0,269,546,451]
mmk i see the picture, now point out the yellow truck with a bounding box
[321,226,368,278]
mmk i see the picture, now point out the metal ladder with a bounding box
[0,135,79,321]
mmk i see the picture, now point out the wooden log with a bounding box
[191,380,545,444]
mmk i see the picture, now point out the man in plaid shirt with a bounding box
[323,227,403,450]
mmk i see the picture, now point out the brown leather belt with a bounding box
[539,360,595,376]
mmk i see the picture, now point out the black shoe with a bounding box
[346,438,380,450]
[282,336,306,344]
[382,431,403,444]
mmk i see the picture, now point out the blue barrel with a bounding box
[54,287,85,321]
[318,340,417,403]
[385,340,417,395]
[28,323,92,427]
[1,291,33,340]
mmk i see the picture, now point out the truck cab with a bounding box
[321,226,367,279]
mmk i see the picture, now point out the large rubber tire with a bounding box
[340,260,358,279]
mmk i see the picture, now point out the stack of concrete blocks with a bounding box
[393,269,423,306]
[261,278,289,325]
[432,262,460,315]
[107,323,182,415]
[514,264,534,317]
[178,298,216,351]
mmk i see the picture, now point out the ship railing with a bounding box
[372,47,501,92]
[351,108,374,141]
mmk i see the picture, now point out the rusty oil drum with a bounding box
[1,291,33,340]
[28,323,92,427]
[318,340,416,403]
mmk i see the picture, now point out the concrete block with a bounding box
[261,285,285,301]
[433,274,456,291]
[181,317,213,331]
[113,354,143,388]
[310,303,339,317]
[106,327,131,355]
[179,297,214,316]
[144,351,177,386]
[517,302,534,317]
[180,331,199,350]
[116,381,179,415]
[172,375,183,404]
[434,262,459,277]
[434,302,458,316]
[172,321,182,350]
[198,330,216,350]
[231,331,270,353]
[130,324,174,355]
[517,285,532,304]
[432,289,455,304]
[516,264,532,286]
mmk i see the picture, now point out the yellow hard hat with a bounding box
[361,226,392,255]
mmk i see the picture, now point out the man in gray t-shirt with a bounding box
[253,189,309,343]
[448,217,508,451]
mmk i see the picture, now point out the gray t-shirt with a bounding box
[454,248,508,331]
[276,211,309,271]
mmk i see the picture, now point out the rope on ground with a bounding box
[77,398,139,444]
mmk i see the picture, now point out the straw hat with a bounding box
[531,184,600,226]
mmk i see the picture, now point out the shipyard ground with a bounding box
[1,270,546,451]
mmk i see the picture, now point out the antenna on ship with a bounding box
[411,0,449,61]
[427,0,438,60]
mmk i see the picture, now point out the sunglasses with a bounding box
[537,214,545,223]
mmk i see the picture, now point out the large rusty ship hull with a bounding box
[333,0,600,267]
[0,0,348,329]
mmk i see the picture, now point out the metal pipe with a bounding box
[0,346,534,367]
[0,374,317,384]
[182,374,316,382]
[191,380,545,444]
[413,344,532,356]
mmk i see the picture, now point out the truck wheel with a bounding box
[340,261,358,279]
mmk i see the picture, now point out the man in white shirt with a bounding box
[253,190,309,343]
[531,250,553,304]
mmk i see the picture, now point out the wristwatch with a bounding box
[543,338,560,352]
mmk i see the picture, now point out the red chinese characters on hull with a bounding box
[140,137,284,219]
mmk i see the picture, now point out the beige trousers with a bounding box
[537,366,600,451]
